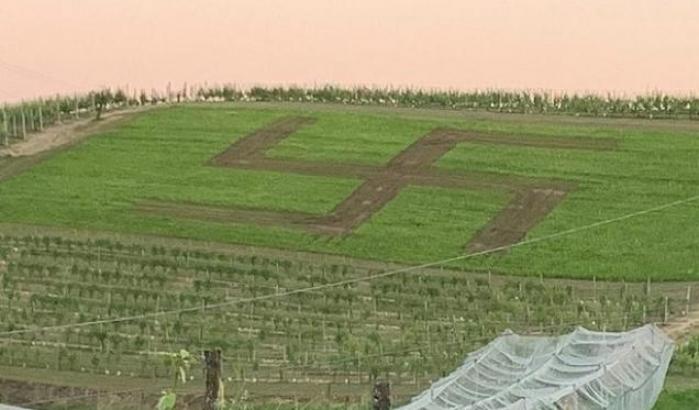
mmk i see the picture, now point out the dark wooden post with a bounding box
[373,381,391,410]
[687,286,693,319]
[1,106,7,145]
[204,350,222,410]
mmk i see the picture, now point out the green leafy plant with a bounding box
[156,349,195,409]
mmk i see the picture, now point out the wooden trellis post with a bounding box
[642,304,647,324]
[1,106,7,145]
[593,276,597,299]
[203,350,222,410]
[30,106,36,132]
[20,105,26,139]
[664,296,669,323]
[373,381,391,410]
[38,102,44,131]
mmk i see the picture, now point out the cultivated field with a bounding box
[0,232,694,407]
[1,102,698,408]
[1,103,698,280]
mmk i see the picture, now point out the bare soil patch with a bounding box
[211,116,317,165]
[139,117,617,251]
[0,378,97,407]
[661,307,699,342]
[467,188,569,253]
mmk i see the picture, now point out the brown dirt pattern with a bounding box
[0,378,97,407]
[139,117,617,251]
[466,188,568,253]
[210,116,317,165]
[661,305,699,342]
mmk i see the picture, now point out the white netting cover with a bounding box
[398,324,674,410]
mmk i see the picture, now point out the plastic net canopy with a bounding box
[398,324,674,410]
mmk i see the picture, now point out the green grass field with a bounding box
[656,390,699,409]
[1,103,698,281]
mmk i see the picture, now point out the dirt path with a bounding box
[661,307,699,342]
[141,116,616,251]
[0,106,153,158]
[211,116,317,164]
[467,188,569,253]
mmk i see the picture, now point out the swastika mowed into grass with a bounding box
[139,116,617,252]
[3,104,698,279]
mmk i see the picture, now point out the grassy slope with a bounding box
[655,374,699,410]
[656,390,699,409]
[0,103,698,280]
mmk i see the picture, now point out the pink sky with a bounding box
[1,0,698,102]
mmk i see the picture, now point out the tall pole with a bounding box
[203,350,222,410]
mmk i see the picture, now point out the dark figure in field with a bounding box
[373,381,391,410]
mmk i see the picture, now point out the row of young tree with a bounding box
[213,85,699,119]
[0,90,130,143]
[0,233,693,386]
[3,84,699,145]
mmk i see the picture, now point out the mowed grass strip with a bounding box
[0,103,698,280]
